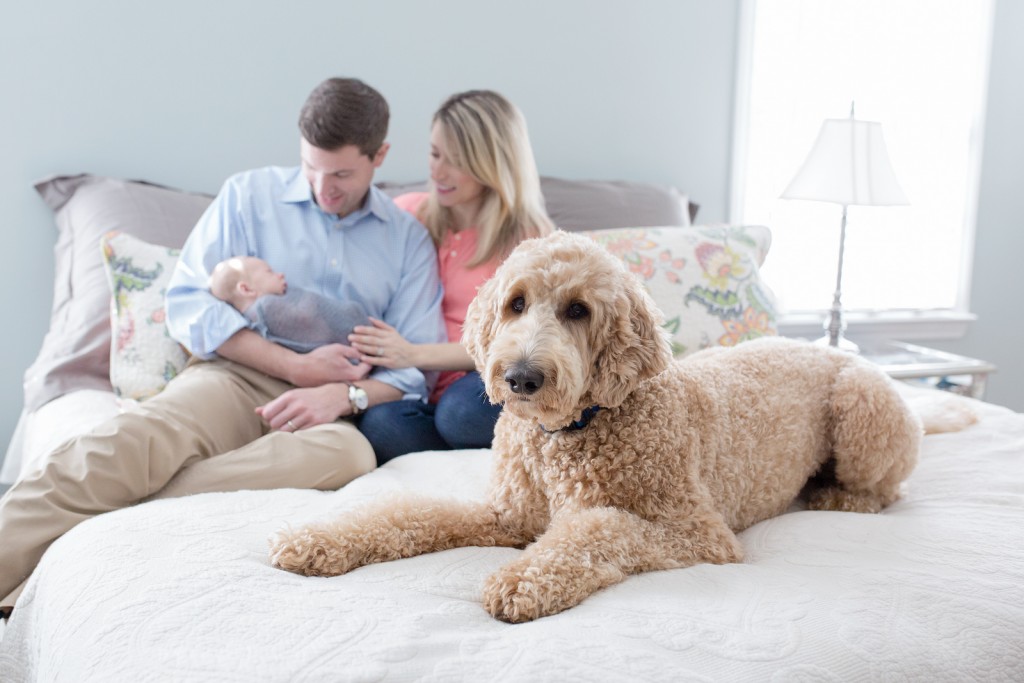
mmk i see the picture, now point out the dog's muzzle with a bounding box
[504,362,544,396]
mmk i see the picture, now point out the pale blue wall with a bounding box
[0,0,1020,460]
[924,0,1024,412]
[0,0,741,454]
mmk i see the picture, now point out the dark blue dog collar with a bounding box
[542,405,603,433]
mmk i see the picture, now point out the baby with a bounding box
[209,256,370,354]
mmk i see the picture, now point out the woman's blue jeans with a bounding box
[357,371,501,465]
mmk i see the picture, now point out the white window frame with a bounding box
[729,0,995,342]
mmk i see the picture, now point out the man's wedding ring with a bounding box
[287,420,296,431]
[378,346,384,357]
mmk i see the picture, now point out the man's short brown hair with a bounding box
[298,78,389,157]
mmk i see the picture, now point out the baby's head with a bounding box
[210,256,287,312]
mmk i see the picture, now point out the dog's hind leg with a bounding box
[270,496,530,577]
[808,364,922,513]
[482,505,742,623]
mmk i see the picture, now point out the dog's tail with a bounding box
[899,384,979,434]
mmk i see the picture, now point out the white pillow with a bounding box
[581,225,778,356]
[101,231,190,400]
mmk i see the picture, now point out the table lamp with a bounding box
[781,104,909,352]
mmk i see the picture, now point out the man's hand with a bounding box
[256,384,349,432]
[215,330,370,387]
[288,344,371,387]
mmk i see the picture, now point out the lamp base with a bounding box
[813,332,860,354]
[819,291,859,354]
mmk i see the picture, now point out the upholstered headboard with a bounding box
[377,176,698,228]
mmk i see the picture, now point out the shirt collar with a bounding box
[280,169,313,205]
[361,186,390,221]
[279,168,389,223]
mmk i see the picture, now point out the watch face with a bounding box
[350,385,368,409]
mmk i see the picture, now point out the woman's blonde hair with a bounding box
[420,90,554,267]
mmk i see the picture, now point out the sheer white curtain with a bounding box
[732,0,994,325]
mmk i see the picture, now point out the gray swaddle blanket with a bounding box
[244,287,371,353]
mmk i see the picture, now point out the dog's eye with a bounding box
[565,302,589,320]
[510,296,525,314]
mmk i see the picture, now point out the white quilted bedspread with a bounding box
[1,404,1023,682]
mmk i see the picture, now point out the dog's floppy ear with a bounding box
[462,274,502,369]
[590,273,672,407]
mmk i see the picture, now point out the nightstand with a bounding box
[856,340,996,399]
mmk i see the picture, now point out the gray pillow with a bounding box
[376,176,696,230]
[24,175,212,411]
[539,177,695,230]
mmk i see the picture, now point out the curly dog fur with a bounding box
[270,231,923,622]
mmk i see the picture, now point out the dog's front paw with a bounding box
[482,568,551,623]
[269,524,358,577]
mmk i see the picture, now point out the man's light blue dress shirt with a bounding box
[166,166,446,399]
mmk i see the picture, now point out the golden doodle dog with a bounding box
[270,231,925,622]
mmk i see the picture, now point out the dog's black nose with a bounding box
[505,363,544,395]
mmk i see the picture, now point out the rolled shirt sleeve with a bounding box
[166,176,252,359]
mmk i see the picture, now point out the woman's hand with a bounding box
[349,318,420,369]
[256,383,349,432]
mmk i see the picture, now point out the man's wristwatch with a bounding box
[347,383,369,415]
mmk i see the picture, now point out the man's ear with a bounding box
[372,142,391,168]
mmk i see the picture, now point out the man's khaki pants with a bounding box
[0,359,375,610]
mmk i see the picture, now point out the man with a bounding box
[0,77,446,616]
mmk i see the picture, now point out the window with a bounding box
[732,0,994,337]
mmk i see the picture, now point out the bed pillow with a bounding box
[376,176,697,230]
[23,175,212,411]
[101,232,190,400]
[540,177,694,229]
[581,225,778,356]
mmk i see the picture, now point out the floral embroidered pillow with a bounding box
[582,225,778,356]
[100,231,189,400]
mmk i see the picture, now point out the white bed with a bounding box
[1,174,1022,681]
[1,395,1022,681]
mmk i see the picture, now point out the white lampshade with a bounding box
[781,118,909,207]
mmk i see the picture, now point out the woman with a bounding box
[350,89,554,463]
